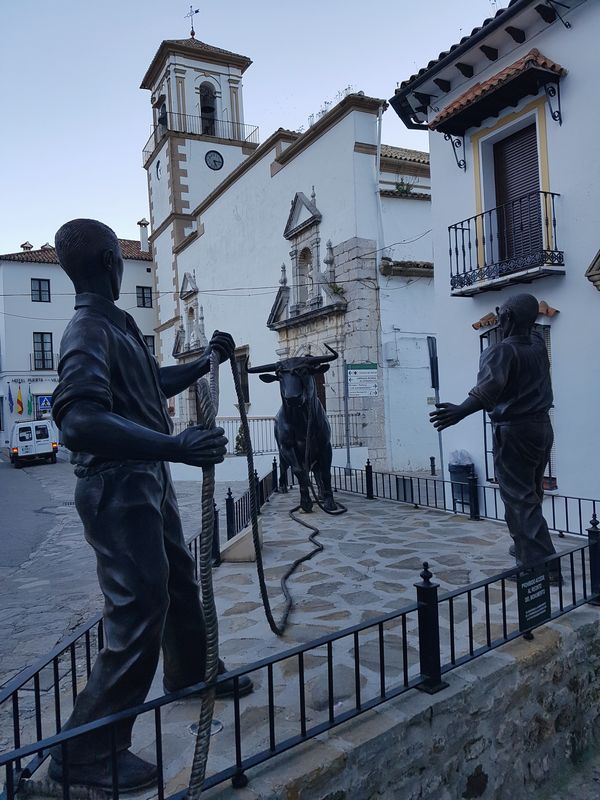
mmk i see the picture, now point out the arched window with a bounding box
[186,307,195,349]
[157,101,167,132]
[200,83,217,136]
[297,247,312,306]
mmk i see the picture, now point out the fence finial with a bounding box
[420,561,433,584]
[590,512,599,531]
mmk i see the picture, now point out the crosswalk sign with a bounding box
[37,395,53,412]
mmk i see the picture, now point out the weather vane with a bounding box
[185,5,199,38]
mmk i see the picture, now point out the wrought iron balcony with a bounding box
[448,190,564,296]
[142,113,260,166]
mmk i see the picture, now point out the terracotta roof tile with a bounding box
[399,0,524,90]
[0,239,153,264]
[429,49,566,130]
[380,145,430,164]
[141,37,252,88]
[164,38,251,63]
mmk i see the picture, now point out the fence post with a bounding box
[414,562,448,694]
[225,488,235,540]
[588,513,600,605]
[255,470,262,514]
[212,502,221,567]
[430,456,436,476]
[468,476,481,520]
[272,457,278,494]
[365,459,374,500]
[279,461,288,492]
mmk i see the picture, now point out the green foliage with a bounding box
[327,282,346,297]
[235,425,247,455]
[395,177,417,196]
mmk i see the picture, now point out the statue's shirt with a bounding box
[52,292,173,470]
[469,332,553,423]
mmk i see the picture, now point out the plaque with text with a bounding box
[517,567,551,632]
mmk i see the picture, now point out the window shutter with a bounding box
[494,124,542,259]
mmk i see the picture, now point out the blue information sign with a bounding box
[37,395,53,413]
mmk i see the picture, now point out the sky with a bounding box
[0,0,505,254]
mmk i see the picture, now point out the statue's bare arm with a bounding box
[60,401,227,467]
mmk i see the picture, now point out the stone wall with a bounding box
[206,607,600,799]
[275,236,387,468]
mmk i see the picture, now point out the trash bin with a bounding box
[448,463,476,515]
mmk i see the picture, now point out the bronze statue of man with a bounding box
[430,293,560,580]
[48,219,251,791]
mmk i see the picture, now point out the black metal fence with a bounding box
[2,530,598,798]
[332,462,599,538]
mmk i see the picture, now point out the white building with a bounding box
[141,35,437,471]
[391,0,599,497]
[0,228,157,443]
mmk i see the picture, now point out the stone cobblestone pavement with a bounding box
[3,457,596,798]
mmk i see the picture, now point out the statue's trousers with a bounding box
[51,461,207,764]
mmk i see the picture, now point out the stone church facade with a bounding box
[140,35,437,470]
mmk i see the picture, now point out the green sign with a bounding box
[517,567,551,632]
[347,363,378,397]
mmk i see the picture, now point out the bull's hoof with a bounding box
[322,497,337,512]
[279,484,288,494]
[300,501,313,513]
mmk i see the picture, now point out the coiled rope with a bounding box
[186,350,220,800]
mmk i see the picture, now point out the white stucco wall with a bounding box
[0,253,157,439]
[378,195,436,472]
[424,0,600,497]
[175,108,379,418]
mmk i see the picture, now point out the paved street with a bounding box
[0,457,57,572]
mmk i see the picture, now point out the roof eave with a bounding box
[391,0,537,127]
[141,41,252,90]
[389,93,428,131]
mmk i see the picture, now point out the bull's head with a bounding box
[247,345,338,408]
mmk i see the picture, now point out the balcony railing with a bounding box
[172,413,363,454]
[448,190,564,296]
[142,113,260,165]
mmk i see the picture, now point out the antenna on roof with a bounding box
[185,5,199,38]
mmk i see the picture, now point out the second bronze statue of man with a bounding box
[48,219,252,792]
[430,293,560,582]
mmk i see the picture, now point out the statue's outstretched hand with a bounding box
[175,426,228,467]
[209,330,236,364]
[429,403,464,432]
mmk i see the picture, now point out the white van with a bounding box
[9,421,58,468]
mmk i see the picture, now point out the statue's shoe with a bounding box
[48,750,157,792]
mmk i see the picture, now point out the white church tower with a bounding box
[140,32,258,369]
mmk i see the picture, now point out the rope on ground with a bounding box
[232,357,347,637]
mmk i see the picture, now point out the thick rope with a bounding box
[232,361,346,636]
[187,351,220,800]
[230,358,284,635]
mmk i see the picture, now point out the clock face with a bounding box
[205,150,224,171]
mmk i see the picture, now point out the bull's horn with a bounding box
[246,362,279,373]
[308,344,339,364]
